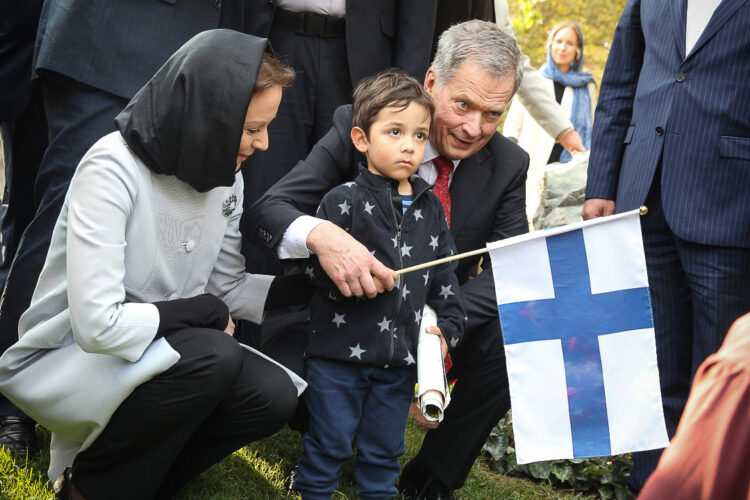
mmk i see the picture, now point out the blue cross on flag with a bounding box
[487,210,669,464]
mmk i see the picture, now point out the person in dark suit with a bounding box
[431,0,493,58]
[240,0,438,277]
[0,0,275,454]
[250,20,528,499]
[583,0,750,491]
[0,0,48,457]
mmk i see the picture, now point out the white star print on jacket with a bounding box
[302,165,465,368]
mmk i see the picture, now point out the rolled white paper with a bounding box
[417,305,451,422]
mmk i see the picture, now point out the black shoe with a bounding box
[0,415,39,458]
[415,476,456,500]
[286,465,300,494]
[54,468,72,499]
[398,461,456,500]
[54,467,88,500]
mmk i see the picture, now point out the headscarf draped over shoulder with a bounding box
[115,29,267,192]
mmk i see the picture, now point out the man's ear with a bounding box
[424,67,436,95]
[350,126,369,153]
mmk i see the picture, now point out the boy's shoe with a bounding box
[286,465,300,494]
[54,468,87,500]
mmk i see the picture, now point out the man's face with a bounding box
[424,62,515,161]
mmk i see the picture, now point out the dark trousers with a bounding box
[257,311,310,432]
[296,358,416,500]
[0,73,127,416]
[0,85,47,290]
[73,328,297,500]
[412,319,510,489]
[628,179,750,491]
[263,316,511,491]
[241,27,353,276]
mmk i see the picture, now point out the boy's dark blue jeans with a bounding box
[296,358,416,500]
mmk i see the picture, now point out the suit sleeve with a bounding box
[585,0,644,201]
[502,97,525,142]
[248,105,358,251]
[588,81,598,123]
[514,56,573,140]
[65,147,160,361]
[426,203,466,351]
[394,0,438,81]
[205,177,274,324]
[460,147,529,336]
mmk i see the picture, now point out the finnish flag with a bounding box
[487,210,669,464]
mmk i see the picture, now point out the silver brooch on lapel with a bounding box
[222,194,237,217]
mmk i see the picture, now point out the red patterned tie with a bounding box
[432,156,455,377]
[432,156,453,228]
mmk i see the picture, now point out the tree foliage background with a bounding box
[508,0,629,88]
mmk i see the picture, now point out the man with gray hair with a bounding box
[251,20,529,499]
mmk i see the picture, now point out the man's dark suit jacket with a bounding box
[31,0,275,100]
[431,0,493,59]
[586,0,750,248]
[30,0,435,103]
[250,104,529,337]
[342,0,437,86]
[0,0,43,120]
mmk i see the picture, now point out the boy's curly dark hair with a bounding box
[352,68,434,136]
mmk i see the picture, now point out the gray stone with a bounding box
[532,152,589,230]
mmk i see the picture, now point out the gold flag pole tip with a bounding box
[639,205,648,215]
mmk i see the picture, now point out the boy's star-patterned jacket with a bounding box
[304,165,466,368]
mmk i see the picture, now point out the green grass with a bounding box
[0,442,53,500]
[0,422,592,499]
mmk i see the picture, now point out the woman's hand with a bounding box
[425,326,448,361]
[153,293,230,338]
[558,129,586,153]
[224,314,235,336]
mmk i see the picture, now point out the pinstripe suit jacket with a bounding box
[32,0,274,100]
[586,0,750,247]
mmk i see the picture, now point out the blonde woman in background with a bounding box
[503,20,597,222]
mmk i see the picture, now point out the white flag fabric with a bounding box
[487,210,669,464]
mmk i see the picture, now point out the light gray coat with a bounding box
[0,132,292,479]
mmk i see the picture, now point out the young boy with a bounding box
[295,69,466,500]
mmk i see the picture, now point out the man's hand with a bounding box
[558,129,586,153]
[582,198,616,220]
[425,326,449,361]
[224,314,235,336]
[307,221,397,298]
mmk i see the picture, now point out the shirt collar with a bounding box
[422,141,460,169]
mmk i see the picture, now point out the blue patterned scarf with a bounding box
[540,47,595,163]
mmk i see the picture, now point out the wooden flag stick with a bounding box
[397,206,649,275]
[397,247,488,275]
[396,205,648,275]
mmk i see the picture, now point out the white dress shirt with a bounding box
[277,0,345,17]
[686,0,723,55]
[276,141,459,259]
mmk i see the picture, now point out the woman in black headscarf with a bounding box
[0,30,304,499]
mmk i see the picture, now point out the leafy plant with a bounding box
[482,412,634,500]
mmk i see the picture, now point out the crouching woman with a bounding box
[0,30,305,500]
